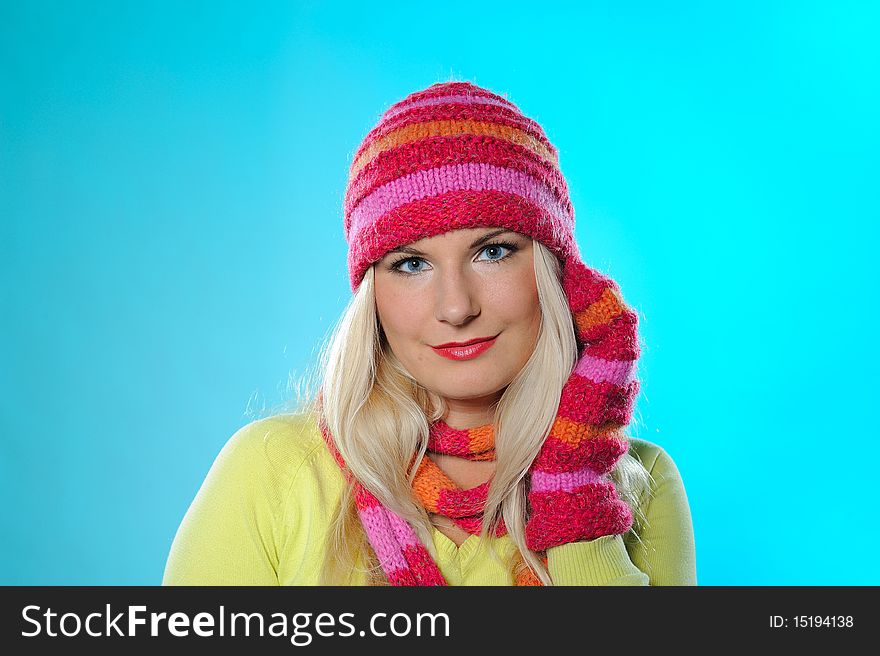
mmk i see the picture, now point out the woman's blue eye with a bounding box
[390,242,517,275]
[479,244,512,262]
[396,258,425,274]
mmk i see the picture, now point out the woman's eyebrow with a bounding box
[387,229,514,256]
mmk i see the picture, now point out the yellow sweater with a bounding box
[162,412,697,586]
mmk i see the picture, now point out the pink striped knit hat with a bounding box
[320,80,640,585]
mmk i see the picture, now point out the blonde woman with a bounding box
[162,81,697,586]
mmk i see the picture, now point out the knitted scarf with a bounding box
[316,255,640,586]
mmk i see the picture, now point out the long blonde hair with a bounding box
[296,239,652,585]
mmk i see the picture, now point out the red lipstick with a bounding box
[431,335,499,361]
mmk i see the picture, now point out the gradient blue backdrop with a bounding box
[2,1,877,585]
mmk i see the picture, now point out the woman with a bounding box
[162,81,697,586]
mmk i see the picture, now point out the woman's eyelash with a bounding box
[388,241,520,275]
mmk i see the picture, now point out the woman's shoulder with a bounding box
[163,411,330,585]
[626,435,688,503]
[222,409,326,476]
[623,436,696,584]
[197,410,328,502]
[628,436,679,475]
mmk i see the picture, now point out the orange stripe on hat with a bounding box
[351,119,559,178]
[548,416,622,448]
[573,285,627,334]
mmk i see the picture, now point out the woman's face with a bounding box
[374,227,541,409]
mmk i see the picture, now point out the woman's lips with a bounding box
[431,336,498,361]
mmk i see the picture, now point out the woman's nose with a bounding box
[433,268,480,325]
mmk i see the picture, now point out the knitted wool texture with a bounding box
[318,81,641,586]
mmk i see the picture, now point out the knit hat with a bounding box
[321,80,640,585]
[344,81,581,293]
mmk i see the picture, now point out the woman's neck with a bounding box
[441,394,502,429]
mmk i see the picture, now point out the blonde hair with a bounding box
[296,239,653,585]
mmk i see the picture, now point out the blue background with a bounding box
[2,1,877,585]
